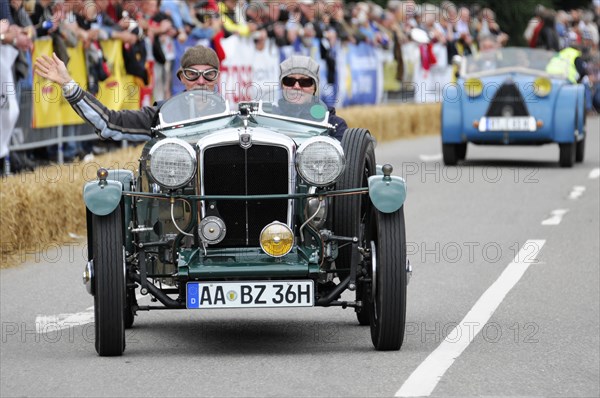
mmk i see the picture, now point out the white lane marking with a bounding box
[36,310,94,333]
[395,240,546,397]
[589,168,600,179]
[568,186,586,200]
[419,153,442,162]
[35,294,146,333]
[541,209,569,225]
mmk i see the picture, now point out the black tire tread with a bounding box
[333,128,375,275]
[442,144,458,165]
[576,136,585,163]
[370,208,407,351]
[332,128,375,325]
[93,207,126,356]
[559,143,575,168]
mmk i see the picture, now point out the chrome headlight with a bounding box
[296,137,345,186]
[148,138,197,189]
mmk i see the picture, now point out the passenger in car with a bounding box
[34,45,221,141]
[279,55,348,141]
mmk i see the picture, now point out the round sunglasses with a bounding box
[282,76,315,88]
[181,68,219,82]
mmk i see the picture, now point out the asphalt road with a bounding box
[1,117,598,398]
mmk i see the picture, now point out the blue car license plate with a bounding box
[480,116,536,132]
[186,281,314,309]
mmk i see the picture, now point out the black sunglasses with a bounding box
[181,68,219,82]
[282,76,315,88]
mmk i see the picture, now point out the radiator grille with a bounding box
[203,144,289,247]
[485,81,530,117]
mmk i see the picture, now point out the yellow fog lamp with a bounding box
[260,222,294,257]
[534,77,552,97]
[464,78,483,97]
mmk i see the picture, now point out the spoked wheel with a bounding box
[92,205,126,356]
[366,207,407,351]
[332,128,376,325]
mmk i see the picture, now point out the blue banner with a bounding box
[342,42,378,106]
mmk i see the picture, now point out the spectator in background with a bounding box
[478,8,509,47]
[524,4,545,46]
[454,6,473,55]
[1,0,33,173]
[582,10,599,48]
[536,9,560,51]
[219,0,254,38]
[439,1,458,64]
[384,2,407,83]
[137,0,177,101]
[556,10,571,49]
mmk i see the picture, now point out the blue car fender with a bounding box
[368,174,407,214]
[553,84,579,143]
[441,84,464,144]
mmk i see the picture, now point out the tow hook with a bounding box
[83,260,94,295]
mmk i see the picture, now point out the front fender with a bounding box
[368,175,407,213]
[83,180,124,216]
[553,84,579,143]
[441,84,464,144]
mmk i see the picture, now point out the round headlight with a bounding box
[148,138,197,189]
[534,77,552,97]
[464,78,483,97]
[296,137,345,186]
[260,222,294,257]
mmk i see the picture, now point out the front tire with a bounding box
[442,144,459,165]
[559,143,575,168]
[456,143,467,161]
[92,206,126,356]
[368,207,407,351]
[332,128,376,325]
[576,136,585,163]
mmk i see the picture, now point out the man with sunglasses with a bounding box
[34,45,220,142]
[279,55,347,141]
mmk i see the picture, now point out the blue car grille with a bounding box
[203,144,289,247]
[485,81,530,117]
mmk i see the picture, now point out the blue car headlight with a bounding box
[534,77,552,97]
[464,78,483,98]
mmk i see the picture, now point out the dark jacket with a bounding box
[275,98,348,141]
[63,82,156,141]
[327,107,348,141]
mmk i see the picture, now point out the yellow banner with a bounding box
[97,40,141,111]
[32,39,143,128]
[32,39,87,128]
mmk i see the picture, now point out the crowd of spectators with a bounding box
[1,0,599,173]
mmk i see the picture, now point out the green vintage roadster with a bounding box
[82,89,409,356]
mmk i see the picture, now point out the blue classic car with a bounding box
[442,47,586,167]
